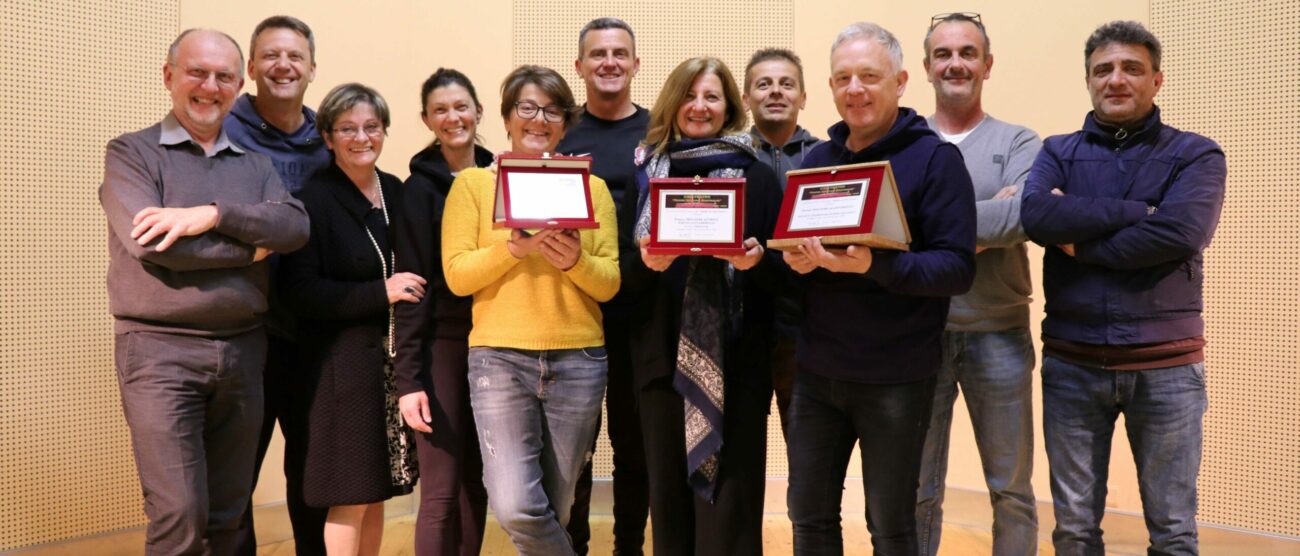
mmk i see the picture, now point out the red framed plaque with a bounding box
[646,177,746,256]
[494,153,598,229]
[766,161,911,252]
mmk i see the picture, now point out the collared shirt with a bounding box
[159,112,245,156]
[99,111,309,336]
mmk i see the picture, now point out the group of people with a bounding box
[100,10,1224,556]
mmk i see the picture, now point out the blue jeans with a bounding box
[1041,355,1206,556]
[467,346,607,556]
[916,329,1038,556]
[787,370,936,556]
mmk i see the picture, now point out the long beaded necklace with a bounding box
[359,170,396,359]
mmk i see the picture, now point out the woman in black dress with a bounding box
[392,68,494,556]
[281,83,423,556]
[628,57,785,555]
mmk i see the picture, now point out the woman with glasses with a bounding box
[440,65,619,555]
[392,68,493,556]
[281,83,422,556]
[629,57,784,555]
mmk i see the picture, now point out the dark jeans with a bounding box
[414,338,488,556]
[639,375,770,555]
[787,370,937,556]
[114,329,266,556]
[1042,356,1206,556]
[568,315,650,555]
[771,333,798,438]
[234,334,326,556]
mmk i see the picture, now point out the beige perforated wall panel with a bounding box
[1151,0,1300,537]
[0,0,176,550]
[512,0,795,477]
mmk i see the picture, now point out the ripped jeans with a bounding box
[466,346,607,556]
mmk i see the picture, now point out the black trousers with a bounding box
[639,374,770,555]
[568,314,651,555]
[234,334,326,556]
[413,338,488,556]
[786,371,937,556]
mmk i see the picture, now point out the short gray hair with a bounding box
[168,28,245,77]
[831,22,904,74]
[1085,20,1162,73]
[578,17,636,58]
[316,83,391,138]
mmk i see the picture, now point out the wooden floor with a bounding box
[256,514,1024,555]
[19,486,1300,554]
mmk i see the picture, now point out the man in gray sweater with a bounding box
[99,29,308,555]
[913,13,1041,556]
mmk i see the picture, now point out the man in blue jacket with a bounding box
[783,22,975,554]
[1020,20,1226,555]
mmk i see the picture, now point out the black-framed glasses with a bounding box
[929,12,982,30]
[514,101,566,123]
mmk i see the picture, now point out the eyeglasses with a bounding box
[333,123,385,139]
[929,12,982,30]
[514,101,566,123]
[172,64,241,89]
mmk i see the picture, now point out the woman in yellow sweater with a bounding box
[440,65,619,556]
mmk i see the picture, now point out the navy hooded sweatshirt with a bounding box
[796,108,976,384]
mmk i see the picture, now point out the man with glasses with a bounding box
[783,22,975,554]
[556,16,651,555]
[99,29,308,554]
[742,47,822,436]
[1022,21,1225,554]
[222,15,331,555]
[914,12,1041,556]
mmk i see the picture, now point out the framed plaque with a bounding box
[646,177,746,256]
[766,161,911,252]
[494,153,598,229]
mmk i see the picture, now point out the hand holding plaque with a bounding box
[646,177,746,256]
[494,153,597,229]
[766,161,911,252]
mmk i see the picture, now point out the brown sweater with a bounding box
[99,113,309,336]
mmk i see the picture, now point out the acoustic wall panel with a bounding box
[1152,0,1300,537]
[0,0,176,550]
[512,0,796,478]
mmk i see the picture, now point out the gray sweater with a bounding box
[100,114,309,336]
[927,115,1041,332]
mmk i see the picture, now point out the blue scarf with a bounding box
[634,134,756,502]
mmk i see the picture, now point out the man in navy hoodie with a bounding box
[783,22,975,555]
[223,15,331,555]
[1021,21,1225,555]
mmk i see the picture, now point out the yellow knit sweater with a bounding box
[441,168,620,349]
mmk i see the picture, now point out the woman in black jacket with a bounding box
[628,57,785,555]
[281,83,424,555]
[392,68,494,556]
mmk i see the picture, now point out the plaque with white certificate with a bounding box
[646,177,746,256]
[494,153,597,229]
[766,161,911,252]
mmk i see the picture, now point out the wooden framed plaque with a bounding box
[766,161,911,252]
[494,153,597,229]
[646,177,746,256]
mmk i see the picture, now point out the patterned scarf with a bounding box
[634,134,756,501]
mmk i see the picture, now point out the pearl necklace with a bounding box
[360,170,396,359]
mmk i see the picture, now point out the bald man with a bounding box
[99,29,308,554]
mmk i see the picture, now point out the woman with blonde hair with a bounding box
[629,57,784,554]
